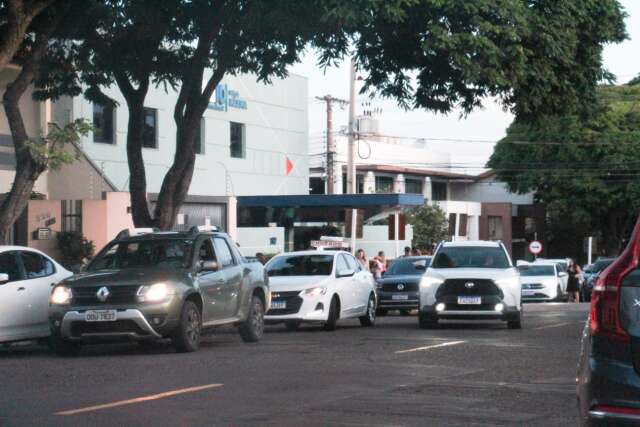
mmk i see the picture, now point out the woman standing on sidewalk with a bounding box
[356,249,369,271]
[567,259,582,302]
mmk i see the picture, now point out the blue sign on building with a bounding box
[208,84,248,112]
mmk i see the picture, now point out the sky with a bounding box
[288,0,640,173]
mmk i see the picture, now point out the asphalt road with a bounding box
[0,303,588,427]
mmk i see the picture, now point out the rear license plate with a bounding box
[392,294,409,300]
[85,310,117,322]
[271,300,287,310]
[457,296,481,305]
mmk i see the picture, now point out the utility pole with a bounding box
[347,58,358,253]
[316,95,347,194]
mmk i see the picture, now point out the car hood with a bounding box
[426,268,519,281]
[377,274,422,285]
[62,268,191,288]
[520,276,556,285]
[268,275,330,292]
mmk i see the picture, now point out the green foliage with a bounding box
[56,231,95,270]
[25,119,92,170]
[629,74,640,86]
[488,85,640,255]
[407,203,449,251]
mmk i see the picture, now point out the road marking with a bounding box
[55,383,223,416]
[532,322,572,330]
[395,340,466,354]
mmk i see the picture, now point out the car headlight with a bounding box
[495,277,519,287]
[303,287,327,297]
[137,283,170,302]
[51,286,73,305]
[420,276,443,289]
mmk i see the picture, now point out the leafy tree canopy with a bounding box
[407,203,449,251]
[488,84,640,255]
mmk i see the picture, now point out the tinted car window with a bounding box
[519,265,555,276]
[387,257,431,275]
[592,259,614,273]
[0,252,23,282]
[88,239,192,271]
[267,255,334,276]
[21,252,54,278]
[432,246,510,269]
[213,237,235,268]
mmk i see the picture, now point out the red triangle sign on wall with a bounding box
[285,156,294,176]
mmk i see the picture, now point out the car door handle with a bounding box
[17,287,25,291]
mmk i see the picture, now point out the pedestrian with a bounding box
[370,259,382,280]
[403,246,411,257]
[375,251,387,273]
[255,252,267,265]
[356,249,369,271]
[567,259,582,303]
[412,247,422,256]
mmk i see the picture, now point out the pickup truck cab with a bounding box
[49,227,268,355]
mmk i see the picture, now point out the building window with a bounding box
[93,103,114,144]
[309,177,325,194]
[488,216,504,240]
[357,175,364,194]
[448,213,457,236]
[405,179,422,194]
[195,118,204,154]
[61,200,82,233]
[375,176,394,193]
[142,108,157,148]
[432,181,447,201]
[230,122,245,158]
[458,213,468,237]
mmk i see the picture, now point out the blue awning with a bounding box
[237,193,424,208]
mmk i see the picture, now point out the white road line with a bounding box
[395,340,466,354]
[55,383,223,416]
[532,322,572,331]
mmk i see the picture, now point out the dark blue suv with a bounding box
[577,219,640,425]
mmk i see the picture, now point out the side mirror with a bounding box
[0,273,9,284]
[199,260,219,272]
[337,268,355,278]
[559,272,568,278]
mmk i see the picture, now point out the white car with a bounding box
[418,241,522,329]
[533,259,569,292]
[519,263,567,302]
[0,246,72,343]
[264,250,377,330]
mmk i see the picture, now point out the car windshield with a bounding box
[88,239,193,271]
[432,246,510,269]
[592,259,614,272]
[519,265,555,276]
[267,254,334,276]
[387,257,431,275]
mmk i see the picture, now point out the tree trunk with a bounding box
[125,97,154,227]
[0,0,53,71]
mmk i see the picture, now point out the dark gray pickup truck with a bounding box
[49,227,269,355]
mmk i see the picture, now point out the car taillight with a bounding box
[589,219,640,342]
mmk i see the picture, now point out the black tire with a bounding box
[239,295,265,342]
[359,294,376,327]
[419,312,438,329]
[172,300,202,352]
[324,296,339,331]
[508,309,523,329]
[376,308,388,316]
[49,335,81,357]
[284,320,301,331]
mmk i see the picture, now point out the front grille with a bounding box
[436,279,503,299]
[382,282,419,292]
[522,283,544,290]
[444,303,497,311]
[70,320,148,337]
[73,286,140,305]
[268,291,303,315]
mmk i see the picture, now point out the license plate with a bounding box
[457,296,481,305]
[392,294,409,300]
[271,300,287,310]
[522,290,535,296]
[85,310,117,322]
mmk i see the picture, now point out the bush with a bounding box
[56,231,95,270]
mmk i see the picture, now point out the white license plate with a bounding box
[85,310,117,322]
[457,296,482,305]
[392,294,409,300]
[271,301,287,310]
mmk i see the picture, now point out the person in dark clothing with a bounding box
[567,259,582,303]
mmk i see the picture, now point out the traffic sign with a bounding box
[528,240,543,255]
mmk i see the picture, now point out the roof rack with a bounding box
[114,227,159,240]
[188,225,219,235]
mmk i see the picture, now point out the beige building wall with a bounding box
[83,192,134,253]
[25,200,62,259]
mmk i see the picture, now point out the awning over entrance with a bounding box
[237,193,424,209]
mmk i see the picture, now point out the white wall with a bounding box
[355,225,414,259]
[450,181,533,205]
[237,226,285,256]
[59,72,309,198]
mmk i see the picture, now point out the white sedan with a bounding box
[264,250,377,331]
[519,263,567,302]
[0,246,72,343]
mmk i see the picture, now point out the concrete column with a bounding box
[394,173,405,194]
[364,171,376,194]
[226,196,238,242]
[334,164,344,194]
[423,176,432,202]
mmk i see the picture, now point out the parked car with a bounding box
[418,241,522,329]
[48,227,268,355]
[534,258,569,293]
[581,257,616,302]
[578,220,640,425]
[519,263,567,302]
[375,256,431,315]
[264,250,377,331]
[0,246,72,344]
